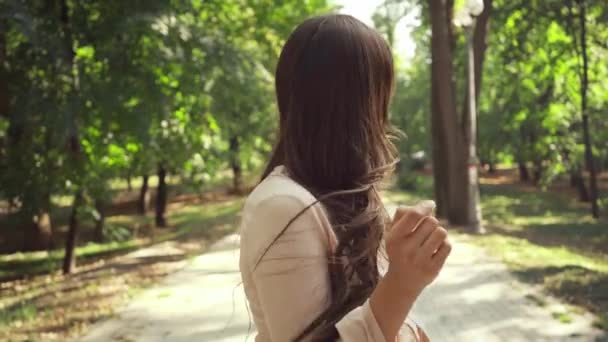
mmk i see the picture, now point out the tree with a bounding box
[429,0,491,230]
[376,0,606,220]
[1,0,332,259]
[570,0,600,218]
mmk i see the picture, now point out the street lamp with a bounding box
[466,0,485,16]
[454,0,484,234]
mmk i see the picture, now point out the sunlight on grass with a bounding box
[595,313,608,330]
[462,234,608,273]
[108,171,234,192]
[156,290,172,299]
[0,302,37,327]
[552,311,573,324]
[480,184,601,226]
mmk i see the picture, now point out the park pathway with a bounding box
[78,233,604,342]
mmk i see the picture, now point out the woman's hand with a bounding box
[386,201,452,293]
[370,201,451,342]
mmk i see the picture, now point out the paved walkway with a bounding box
[78,234,604,342]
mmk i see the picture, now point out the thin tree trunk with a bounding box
[0,23,8,119]
[462,25,483,232]
[63,191,82,274]
[230,136,243,194]
[455,1,491,232]
[23,171,53,251]
[94,199,105,242]
[23,210,53,251]
[570,172,577,187]
[60,0,79,156]
[155,163,167,227]
[138,174,149,214]
[571,168,590,202]
[126,171,132,192]
[578,0,599,218]
[431,82,449,218]
[488,162,496,174]
[60,0,83,274]
[518,161,529,182]
[533,160,542,185]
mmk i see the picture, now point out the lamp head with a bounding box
[467,0,485,17]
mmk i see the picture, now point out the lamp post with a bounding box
[455,0,484,233]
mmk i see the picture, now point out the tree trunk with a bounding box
[138,174,149,214]
[126,171,132,192]
[229,136,243,194]
[428,0,454,219]
[430,0,468,226]
[578,0,600,218]
[155,163,167,227]
[63,191,82,274]
[571,168,590,202]
[462,25,483,233]
[431,82,449,218]
[94,199,105,242]
[518,161,529,182]
[0,23,8,119]
[23,210,53,251]
[533,160,543,185]
[570,172,577,187]
[488,162,496,174]
[456,1,491,233]
[59,0,81,275]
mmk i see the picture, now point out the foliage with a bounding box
[377,0,607,204]
[0,0,330,252]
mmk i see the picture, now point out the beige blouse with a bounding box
[239,166,418,341]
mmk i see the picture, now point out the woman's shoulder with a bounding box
[239,166,333,263]
[244,166,318,213]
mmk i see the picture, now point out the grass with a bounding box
[387,171,608,330]
[480,183,608,257]
[156,290,172,299]
[595,313,608,330]
[525,293,547,307]
[0,195,244,340]
[0,303,37,327]
[0,197,243,281]
[552,311,574,324]
[0,237,141,281]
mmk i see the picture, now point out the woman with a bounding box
[239,14,451,341]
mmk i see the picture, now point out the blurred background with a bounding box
[0,0,606,340]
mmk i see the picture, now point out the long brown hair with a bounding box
[260,14,398,341]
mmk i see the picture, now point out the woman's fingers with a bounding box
[392,210,424,237]
[432,240,452,266]
[418,326,431,342]
[421,226,447,257]
[393,207,408,223]
[391,201,436,237]
[409,216,439,246]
